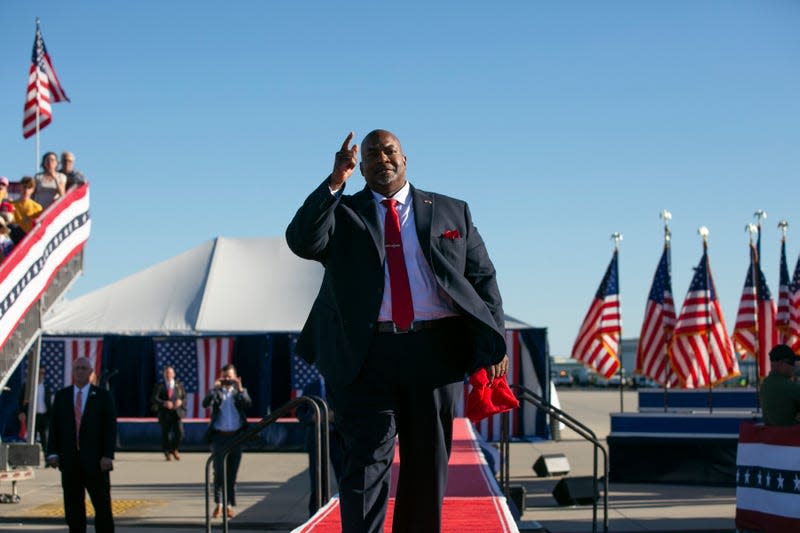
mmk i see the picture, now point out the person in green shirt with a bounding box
[760,344,800,426]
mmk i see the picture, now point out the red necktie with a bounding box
[167,385,174,399]
[381,199,414,331]
[74,389,82,446]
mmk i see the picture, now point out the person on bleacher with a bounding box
[60,151,87,190]
[0,176,9,203]
[0,217,14,259]
[33,152,67,209]
[13,177,43,233]
[286,130,508,533]
[0,203,25,245]
[760,344,800,426]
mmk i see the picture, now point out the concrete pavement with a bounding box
[0,389,737,532]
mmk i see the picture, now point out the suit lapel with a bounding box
[411,186,433,264]
[352,186,384,262]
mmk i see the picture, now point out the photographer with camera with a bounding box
[202,364,251,519]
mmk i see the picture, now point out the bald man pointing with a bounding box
[287,130,507,532]
[48,357,117,533]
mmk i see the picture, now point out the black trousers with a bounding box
[210,432,243,506]
[34,412,49,452]
[61,465,113,533]
[158,410,183,453]
[329,318,469,533]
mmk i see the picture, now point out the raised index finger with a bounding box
[340,132,354,152]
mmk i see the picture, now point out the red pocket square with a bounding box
[465,368,520,423]
[441,229,461,240]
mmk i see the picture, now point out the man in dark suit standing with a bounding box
[151,365,187,461]
[286,130,508,532]
[47,357,117,533]
[19,366,53,451]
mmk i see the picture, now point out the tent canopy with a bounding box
[44,236,534,336]
[44,237,324,336]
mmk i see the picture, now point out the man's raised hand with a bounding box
[331,132,358,190]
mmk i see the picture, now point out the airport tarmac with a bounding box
[0,389,736,532]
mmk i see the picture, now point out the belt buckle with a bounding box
[394,322,411,334]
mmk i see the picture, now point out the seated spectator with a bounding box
[33,152,67,209]
[0,218,15,259]
[60,151,86,190]
[0,176,9,203]
[0,203,25,245]
[13,177,43,233]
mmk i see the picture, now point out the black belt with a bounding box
[375,319,442,334]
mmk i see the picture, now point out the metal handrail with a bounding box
[501,384,608,533]
[204,395,330,533]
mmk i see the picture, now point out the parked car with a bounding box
[551,369,574,387]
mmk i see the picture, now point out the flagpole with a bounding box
[34,18,41,173]
[611,232,624,413]
[746,223,762,403]
[698,226,714,414]
[660,209,672,412]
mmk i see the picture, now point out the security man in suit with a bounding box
[47,357,117,533]
[287,130,508,532]
[151,365,187,461]
[19,366,53,451]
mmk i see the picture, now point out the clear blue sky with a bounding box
[1,1,798,357]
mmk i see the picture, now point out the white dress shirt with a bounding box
[370,181,458,322]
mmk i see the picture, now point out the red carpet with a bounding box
[293,418,518,532]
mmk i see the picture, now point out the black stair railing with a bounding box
[204,395,330,533]
[500,384,608,533]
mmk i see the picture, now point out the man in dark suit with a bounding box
[19,366,53,451]
[202,364,252,519]
[47,357,117,533]
[150,365,187,461]
[286,130,508,532]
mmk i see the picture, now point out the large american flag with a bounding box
[669,246,739,388]
[153,337,233,418]
[786,252,800,354]
[289,335,321,399]
[636,244,677,386]
[571,249,621,379]
[40,337,103,390]
[23,20,69,139]
[777,237,791,343]
[733,243,778,378]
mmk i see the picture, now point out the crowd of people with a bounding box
[0,150,86,261]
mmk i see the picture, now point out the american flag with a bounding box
[777,237,791,342]
[669,246,739,388]
[571,249,621,379]
[23,20,69,139]
[153,337,233,418]
[636,244,677,386]
[786,252,800,354]
[40,337,103,390]
[733,243,778,378]
[289,335,322,399]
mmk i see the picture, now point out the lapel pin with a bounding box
[424,199,432,205]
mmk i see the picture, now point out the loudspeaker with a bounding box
[532,453,570,477]
[509,484,526,513]
[552,476,598,506]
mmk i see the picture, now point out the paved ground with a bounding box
[0,389,736,532]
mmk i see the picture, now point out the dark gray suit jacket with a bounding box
[286,179,506,387]
[48,385,117,473]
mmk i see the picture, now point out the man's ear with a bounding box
[359,162,365,177]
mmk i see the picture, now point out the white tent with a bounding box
[43,237,324,336]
